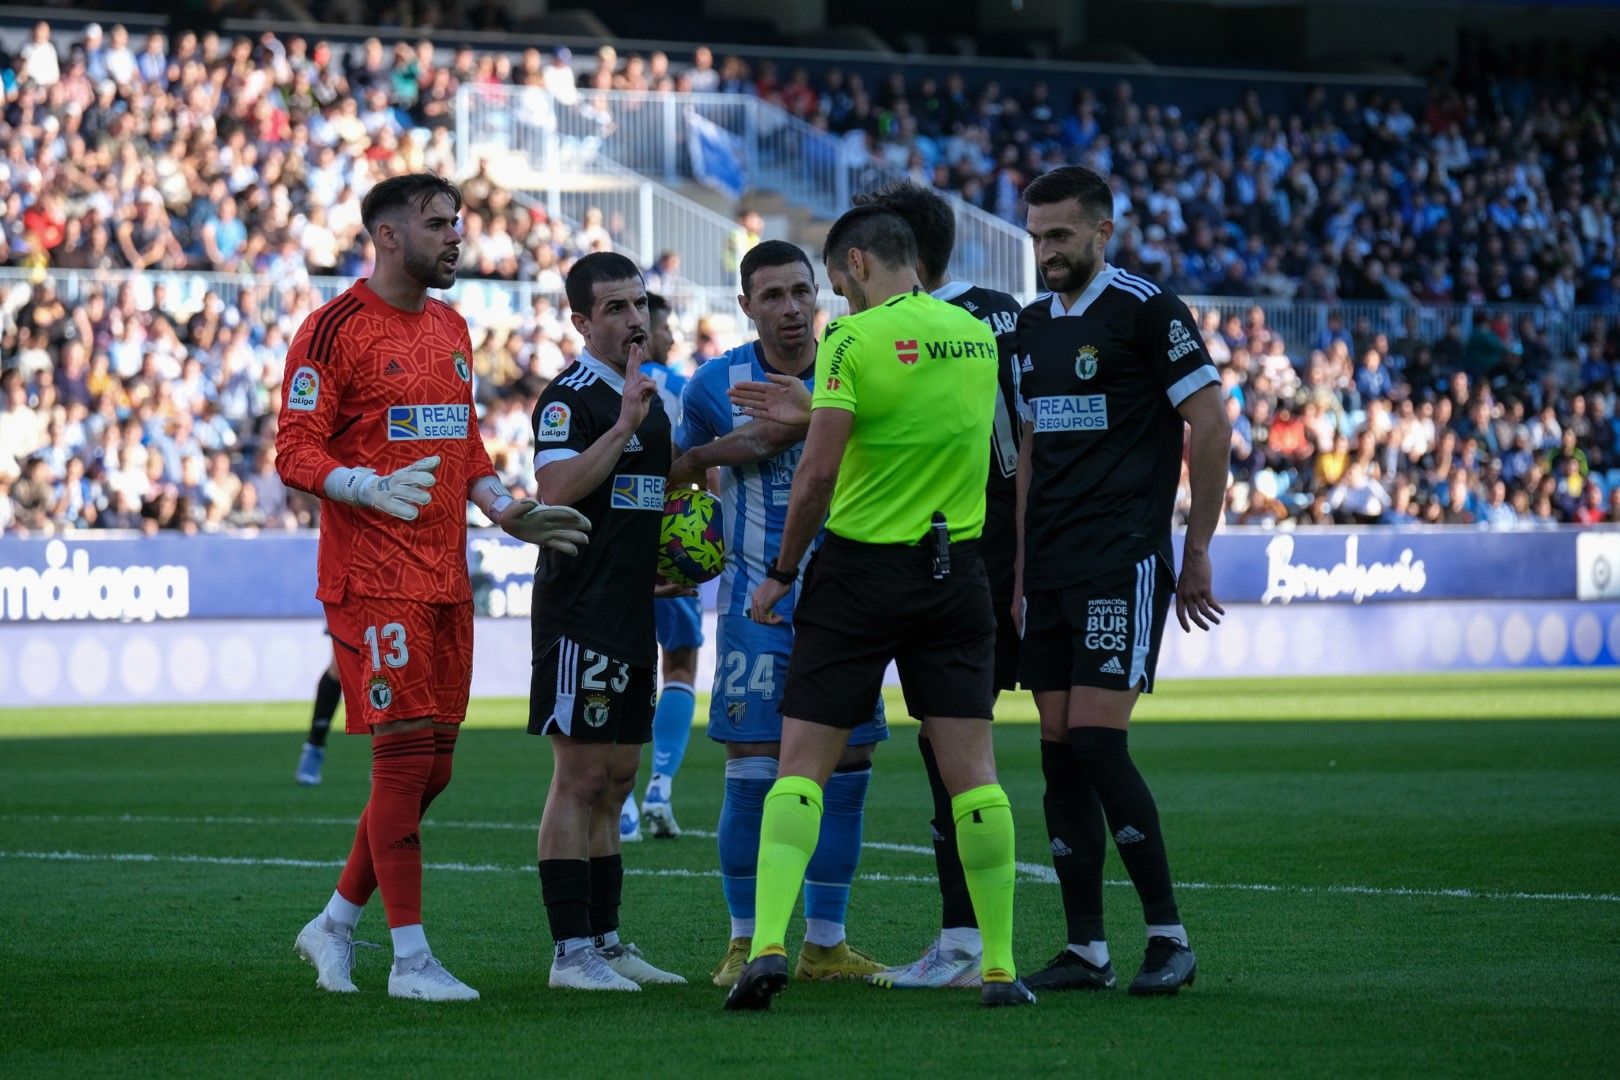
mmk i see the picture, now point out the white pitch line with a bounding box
[4,815,1615,905]
[0,850,965,886]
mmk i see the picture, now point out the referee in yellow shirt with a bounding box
[723,206,1034,1011]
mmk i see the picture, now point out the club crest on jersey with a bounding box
[537,402,571,442]
[727,699,748,728]
[288,365,319,411]
[453,350,471,381]
[583,693,611,728]
[1075,345,1099,380]
[367,675,393,711]
[895,339,919,365]
[388,404,469,440]
[610,474,665,511]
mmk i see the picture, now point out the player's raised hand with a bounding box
[1175,547,1225,632]
[617,341,658,433]
[497,498,591,555]
[356,455,439,521]
[727,372,813,427]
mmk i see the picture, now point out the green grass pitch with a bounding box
[2,670,1617,1077]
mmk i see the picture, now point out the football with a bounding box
[658,487,726,586]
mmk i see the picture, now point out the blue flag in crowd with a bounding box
[687,110,746,200]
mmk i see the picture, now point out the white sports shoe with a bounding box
[549,946,641,991]
[641,798,681,839]
[619,793,642,843]
[294,915,358,993]
[597,941,687,985]
[867,934,982,989]
[387,954,480,1001]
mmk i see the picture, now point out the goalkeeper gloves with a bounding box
[498,499,592,555]
[324,456,440,521]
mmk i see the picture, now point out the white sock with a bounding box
[557,935,593,958]
[593,930,620,949]
[1147,923,1188,948]
[646,773,671,803]
[730,917,756,940]
[803,918,844,948]
[390,923,429,962]
[1068,940,1110,967]
[322,891,363,934]
[939,926,982,954]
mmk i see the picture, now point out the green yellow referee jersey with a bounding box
[812,288,998,545]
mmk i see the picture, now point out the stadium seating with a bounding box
[0,18,1616,533]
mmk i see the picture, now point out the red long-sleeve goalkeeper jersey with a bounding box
[276,280,497,604]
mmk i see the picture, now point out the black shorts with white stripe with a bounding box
[527,635,655,743]
[1018,556,1175,694]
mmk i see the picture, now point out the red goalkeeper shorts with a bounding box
[324,598,473,733]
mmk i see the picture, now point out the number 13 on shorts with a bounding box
[325,599,475,733]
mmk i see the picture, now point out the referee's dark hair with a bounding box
[566,251,643,315]
[360,173,463,237]
[1023,165,1114,222]
[853,181,954,284]
[822,204,918,272]
[740,239,814,297]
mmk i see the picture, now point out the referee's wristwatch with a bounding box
[765,563,797,586]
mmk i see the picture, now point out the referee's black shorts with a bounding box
[781,534,996,727]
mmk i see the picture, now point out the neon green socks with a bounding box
[747,775,824,960]
[952,783,1017,980]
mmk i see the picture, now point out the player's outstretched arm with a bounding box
[468,475,592,555]
[726,372,814,427]
[324,456,440,522]
[1175,384,1230,632]
[670,418,802,487]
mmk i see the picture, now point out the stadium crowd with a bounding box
[0,20,1618,532]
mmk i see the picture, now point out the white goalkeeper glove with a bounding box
[324,455,440,521]
[495,498,592,555]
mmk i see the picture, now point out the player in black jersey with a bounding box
[529,252,687,992]
[847,181,1024,991]
[1011,166,1230,996]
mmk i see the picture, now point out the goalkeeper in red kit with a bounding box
[278,173,590,1002]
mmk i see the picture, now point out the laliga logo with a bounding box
[0,540,190,622]
[291,372,316,396]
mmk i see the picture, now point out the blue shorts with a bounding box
[654,595,704,653]
[708,615,888,745]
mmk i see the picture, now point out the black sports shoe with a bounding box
[981,976,1037,1008]
[1128,936,1196,996]
[1023,949,1118,992]
[723,951,790,1011]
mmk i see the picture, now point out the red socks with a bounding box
[335,728,437,929]
[421,728,458,815]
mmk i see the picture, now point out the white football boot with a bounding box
[294,915,358,993]
[387,954,480,1001]
[867,933,983,989]
[550,946,641,991]
[597,941,687,985]
[640,798,682,839]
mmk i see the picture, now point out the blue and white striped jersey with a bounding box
[643,360,688,428]
[675,341,814,621]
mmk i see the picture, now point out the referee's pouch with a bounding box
[818,532,985,581]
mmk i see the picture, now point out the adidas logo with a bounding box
[625,434,643,452]
[963,301,979,312]
[388,831,421,850]
[1050,837,1073,857]
[383,359,406,376]
[1114,825,1146,845]
[1020,355,1034,372]
[930,824,946,844]
[1100,656,1125,675]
